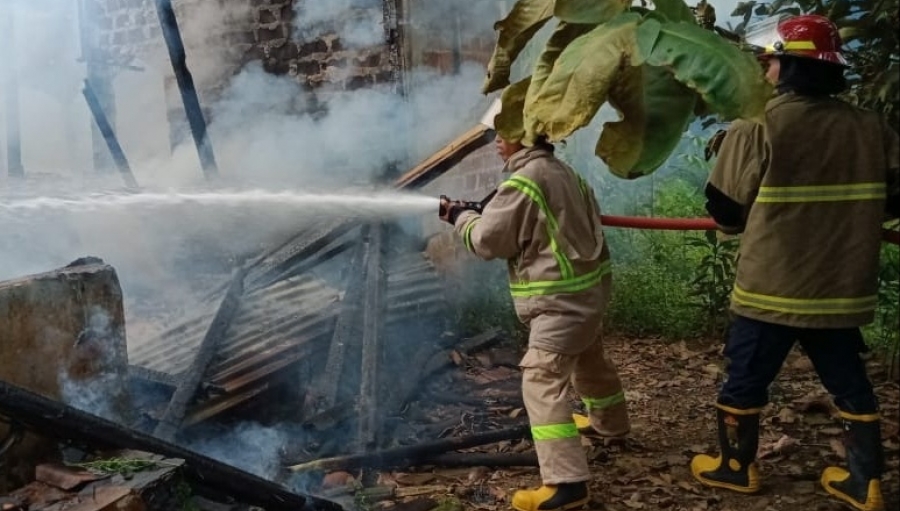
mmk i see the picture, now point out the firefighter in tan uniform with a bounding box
[691,15,900,511]
[439,130,630,510]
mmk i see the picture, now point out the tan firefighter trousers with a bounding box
[520,322,629,484]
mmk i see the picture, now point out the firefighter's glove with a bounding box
[439,195,464,225]
[439,195,481,225]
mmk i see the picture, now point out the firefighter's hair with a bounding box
[777,54,847,96]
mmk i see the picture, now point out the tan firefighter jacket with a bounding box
[453,146,612,354]
[708,93,900,328]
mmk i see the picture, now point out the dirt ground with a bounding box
[354,336,900,511]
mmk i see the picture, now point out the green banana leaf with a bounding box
[649,0,696,23]
[554,0,631,24]
[598,64,698,178]
[523,13,643,143]
[482,0,555,94]
[495,77,532,143]
[526,21,598,118]
[635,19,772,121]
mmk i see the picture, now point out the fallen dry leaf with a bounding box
[830,438,847,459]
[759,434,799,459]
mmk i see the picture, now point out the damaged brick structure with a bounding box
[83,0,398,134]
[83,0,501,262]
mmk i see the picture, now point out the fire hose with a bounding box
[441,192,900,245]
[599,215,900,245]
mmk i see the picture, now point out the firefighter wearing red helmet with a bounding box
[692,14,899,511]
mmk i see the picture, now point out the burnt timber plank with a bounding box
[392,125,494,189]
[153,0,218,179]
[154,267,246,441]
[358,223,386,452]
[82,80,139,189]
[0,379,342,511]
[287,424,530,473]
[303,234,369,418]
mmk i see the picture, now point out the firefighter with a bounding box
[439,119,630,510]
[692,14,900,511]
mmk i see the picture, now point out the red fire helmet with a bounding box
[745,14,848,66]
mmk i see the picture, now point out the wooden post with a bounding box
[153,0,219,180]
[1,3,24,178]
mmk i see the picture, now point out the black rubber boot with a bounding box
[690,404,761,493]
[511,482,589,511]
[821,412,885,511]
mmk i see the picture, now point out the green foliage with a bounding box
[598,63,697,178]
[686,230,739,338]
[863,242,900,354]
[485,0,773,178]
[74,458,157,477]
[607,260,704,338]
[176,478,200,511]
[483,0,555,93]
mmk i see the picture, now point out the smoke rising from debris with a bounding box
[0,0,502,485]
[0,0,497,284]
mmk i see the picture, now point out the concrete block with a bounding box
[0,258,132,489]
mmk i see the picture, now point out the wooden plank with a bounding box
[154,267,245,441]
[0,379,341,511]
[358,223,386,452]
[393,125,493,189]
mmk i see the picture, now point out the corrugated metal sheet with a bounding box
[128,222,448,426]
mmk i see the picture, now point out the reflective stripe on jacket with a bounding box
[708,93,900,328]
[453,147,612,353]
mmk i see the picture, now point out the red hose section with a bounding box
[599,215,900,246]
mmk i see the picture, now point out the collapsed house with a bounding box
[0,1,526,509]
[0,119,518,510]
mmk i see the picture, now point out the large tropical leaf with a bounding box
[554,0,632,24]
[482,0,555,94]
[496,77,532,143]
[523,12,644,143]
[635,19,772,121]
[526,21,598,116]
[650,0,696,23]
[598,65,698,178]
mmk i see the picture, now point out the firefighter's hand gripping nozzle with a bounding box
[438,191,496,225]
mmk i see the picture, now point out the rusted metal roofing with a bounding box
[127,220,447,428]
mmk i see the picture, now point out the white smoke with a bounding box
[0,0,501,345]
[186,422,288,479]
[293,0,384,48]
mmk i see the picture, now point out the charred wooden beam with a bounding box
[392,125,494,189]
[82,80,139,189]
[287,424,530,473]
[358,222,386,452]
[0,379,342,511]
[422,452,538,468]
[246,221,357,293]
[153,0,218,180]
[154,267,246,441]
[382,0,403,92]
[303,235,368,419]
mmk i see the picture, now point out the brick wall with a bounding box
[88,0,396,97]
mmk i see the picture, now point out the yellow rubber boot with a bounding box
[691,404,761,494]
[572,412,628,439]
[820,412,885,511]
[511,482,589,511]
